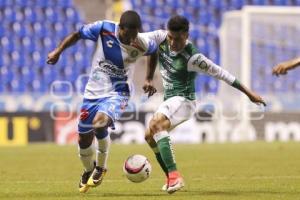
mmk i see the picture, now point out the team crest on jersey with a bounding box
[193,55,208,70]
[130,50,138,58]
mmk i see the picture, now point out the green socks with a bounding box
[153,131,177,172]
[150,146,168,175]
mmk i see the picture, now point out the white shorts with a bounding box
[156,96,196,129]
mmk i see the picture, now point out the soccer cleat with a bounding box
[87,166,107,187]
[79,170,93,193]
[161,183,168,191]
[166,171,184,194]
[161,178,168,191]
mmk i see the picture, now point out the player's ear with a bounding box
[185,32,189,39]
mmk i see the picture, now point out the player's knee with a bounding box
[149,118,165,134]
[78,132,94,149]
[95,127,109,139]
[92,113,111,129]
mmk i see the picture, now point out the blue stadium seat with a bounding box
[32,78,47,93]
[23,7,37,22]
[65,7,81,22]
[165,0,179,8]
[0,0,6,8]
[143,0,156,8]
[0,0,89,94]
[1,36,14,53]
[0,67,13,84]
[251,0,266,5]
[273,0,287,5]
[3,0,299,97]
[198,9,210,25]
[3,7,16,23]
[11,77,26,93]
[56,0,73,8]
[12,22,27,38]
[187,0,207,8]
[230,0,244,9]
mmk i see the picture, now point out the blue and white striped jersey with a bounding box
[79,20,157,99]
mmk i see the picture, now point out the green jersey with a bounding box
[144,30,236,101]
[158,39,198,100]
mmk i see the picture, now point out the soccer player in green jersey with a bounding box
[142,15,266,194]
[272,57,300,76]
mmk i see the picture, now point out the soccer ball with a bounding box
[123,154,151,183]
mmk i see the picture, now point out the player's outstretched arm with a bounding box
[272,57,300,76]
[187,53,266,106]
[232,80,266,106]
[47,31,81,65]
[143,52,158,97]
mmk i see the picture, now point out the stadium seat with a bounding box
[273,0,287,5]
[56,0,73,8]
[3,0,299,97]
[3,7,16,23]
[251,0,266,5]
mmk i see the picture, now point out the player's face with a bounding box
[118,27,139,45]
[167,31,188,52]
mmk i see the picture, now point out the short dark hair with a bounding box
[167,15,189,32]
[119,10,142,30]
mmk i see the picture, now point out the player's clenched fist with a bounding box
[47,49,61,65]
[143,80,157,97]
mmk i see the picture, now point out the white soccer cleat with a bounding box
[167,177,184,194]
[166,171,184,194]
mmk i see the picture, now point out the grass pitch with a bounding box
[0,142,299,200]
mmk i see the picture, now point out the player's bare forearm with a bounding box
[55,31,81,53]
[232,79,266,106]
[146,52,158,81]
[47,31,81,65]
[143,52,158,97]
[272,57,300,76]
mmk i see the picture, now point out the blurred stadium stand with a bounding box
[130,0,300,95]
[0,0,96,94]
[0,0,300,108]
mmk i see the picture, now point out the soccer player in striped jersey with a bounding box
[143,15,266,194]
[272,57,300,76]
[47,11,157,193]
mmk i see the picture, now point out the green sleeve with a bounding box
[231,79,241,90]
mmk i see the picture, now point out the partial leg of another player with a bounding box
[87,112,111,187]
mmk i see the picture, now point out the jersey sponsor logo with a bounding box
[193,55,208,70]
[162,80,174,90]
[92,61,127,79]
[160,52,176,73]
